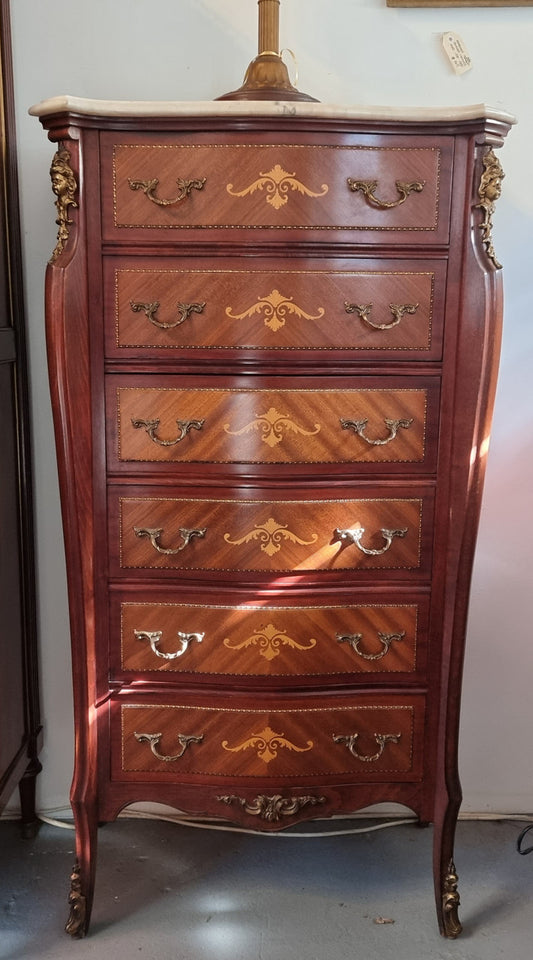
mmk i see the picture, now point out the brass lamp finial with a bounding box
[217,0,318,102]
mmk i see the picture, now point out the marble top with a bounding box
[28,95,517,125]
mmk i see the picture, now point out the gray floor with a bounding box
[1,816,532,960]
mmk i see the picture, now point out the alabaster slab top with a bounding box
[29,95,516,126]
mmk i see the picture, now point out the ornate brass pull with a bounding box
[336,630,405,661]
[134,629,204,660]
[128,176,206,206]
[129,300,206,330]
[134,731,203,761]
[131,417,205,446]
[333,732,401,762]
[347,178,425,209]
[332,526,407,556]
[344,302,419,331]
[134,525,206,555]
[340,417,413,446]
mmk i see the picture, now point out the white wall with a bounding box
[8,0,533,815]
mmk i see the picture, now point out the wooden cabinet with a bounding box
[31,96,513,938]
[0,0,41,832]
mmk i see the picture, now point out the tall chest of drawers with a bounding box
[31,97,513,937]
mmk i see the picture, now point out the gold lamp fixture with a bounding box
[218,0,318,102]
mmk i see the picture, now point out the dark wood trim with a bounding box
[0,0,42,829]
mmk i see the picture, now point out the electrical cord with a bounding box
[4,809,533,842]
[24,810,533,840]
[36,811,418,837]
[118,810,419,838]
[516,822,533,855]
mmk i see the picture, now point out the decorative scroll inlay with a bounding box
[332,525,407,556]
[134,629,204,660]
[223,623,317,661]
[221,725,313,764]
[134,731,204,762]
[442,860,462,938]
[224,406,320,448]
[476,147,504,269]
[131,416,205,446]
[49,148,78,263]
[337,630,405,661]
[128,176,206,206]
[340,416,413,447]
[224,517,318,557]
[217,793,326,822]
[130,299,206,330]
[333,731,401,762]
[225,288,325,332]
[344,302,419,331]
[227,164,328,210]
[347,178,425,209]
[134,525,206,555]
[65,861,86,939]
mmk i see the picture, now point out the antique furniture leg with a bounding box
[433,798,462,938]
[18,757,43,838]
[65,800,98,938]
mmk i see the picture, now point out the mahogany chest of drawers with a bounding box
[31,97,513,937]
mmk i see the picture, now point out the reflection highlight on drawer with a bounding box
[114,596,428,678]
[109,378,438,468]
[110,488,434,575]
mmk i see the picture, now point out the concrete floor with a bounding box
[1,816,532,960]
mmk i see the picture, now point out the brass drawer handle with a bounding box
[344,302,419,331]
[332,526,407,556]
[131,416,205,446]
[134,525,206,555]
[336,630,405,661]
[134,731,203,761]
[347,178,425,209]
[340,416,413,446]
[130,300,206,330]
[134,629,204,660]
[128,176,206,206]
[333,732,401,762]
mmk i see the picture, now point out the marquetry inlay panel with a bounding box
[106,261,444,356]
[118,698,422,779]
[114,492,429,573]
[116,599,424,677]
[101,134,451,239]
[111,382,435,466]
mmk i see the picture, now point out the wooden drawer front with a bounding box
[106,260,444,358]
[116,598,426,678]
[113,490,432,575]
[102,134,450,241]
[118,697,423,780]
[111,380,436,469]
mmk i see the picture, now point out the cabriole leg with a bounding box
[433,802,462,938]
[65,803,98,938]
